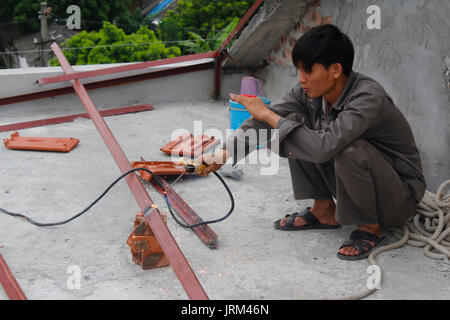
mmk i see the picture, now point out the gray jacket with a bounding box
[223,71,426,203]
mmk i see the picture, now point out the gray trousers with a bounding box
[288,139,418,228]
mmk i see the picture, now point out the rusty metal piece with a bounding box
[160,133,220,158]
[0,254,27,300]
[51,42,208,300]
[131,161,187,182]
[3,132,79,152]
[0,104,154,133]
[151,175,219,249]
[127,212,170,270]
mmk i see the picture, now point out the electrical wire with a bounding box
[0,167,234,229]
[157,171,235,229]
[0,39,227,55]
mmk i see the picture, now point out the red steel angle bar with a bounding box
[0,254,27,300]
[0,104,154,133]
[39,51,219,85]
[50,42,208,300]
[151,175,218,249]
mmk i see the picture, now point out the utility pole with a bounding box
[36,2,50,67]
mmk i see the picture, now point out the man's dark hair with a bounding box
[292,24,354,76]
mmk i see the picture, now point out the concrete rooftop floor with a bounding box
[0,97,449,300]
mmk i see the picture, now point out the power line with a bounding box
[0,39,224,55]
[49,13,235,34]
[0,21,28,27]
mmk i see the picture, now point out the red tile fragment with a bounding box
[160,133,220,158]
[3,132,79,152]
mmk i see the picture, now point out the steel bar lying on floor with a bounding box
[0,254,27,300]
[50,42,208,300]
[151,174,219,249]
[0,104,154,133]
[38,51,218,85]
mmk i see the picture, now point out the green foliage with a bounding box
[159,0,255,46]
[7,0,256,65]
[48,0,136,31]
[11,0,41,34]
[4,0,141,34]
[49,22,181,66]
[0,0,17,23]
[111,6,151,34]
[182,17,239,53]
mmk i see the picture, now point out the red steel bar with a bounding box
[39,51,218,85]
[0,254,27,300]
[50,42,208,300]
[0,104,154,133]
[151,175,218,249]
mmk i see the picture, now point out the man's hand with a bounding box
[229,94,281,128]
[200,149,231,176]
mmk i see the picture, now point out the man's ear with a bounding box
[330,63,344,79]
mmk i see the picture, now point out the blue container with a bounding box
[229,96,271,130]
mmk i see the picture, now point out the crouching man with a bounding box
[202,24,426,260]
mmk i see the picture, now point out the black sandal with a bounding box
[337,229,387,261]
[273,207,340,231]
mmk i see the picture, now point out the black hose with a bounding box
[0,168,234,228]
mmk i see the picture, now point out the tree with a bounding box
[182,17,239,53]
[49,22,181,66]
[5,0,141,34]
[0,0,17,24]
[159,0,255,47]
[11,0,41,34]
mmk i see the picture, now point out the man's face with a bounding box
[297,62,339,98]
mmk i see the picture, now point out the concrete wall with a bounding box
[0,59,221,132]
[224,0,315,70]
[254,0,449,193]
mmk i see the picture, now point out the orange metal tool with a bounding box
[160,133,220,158]
[130,159,206,182]
[130,161,188,182]
[3,132,79,152]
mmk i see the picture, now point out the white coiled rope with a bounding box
[336,179,450,300]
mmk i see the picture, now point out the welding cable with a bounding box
[0,168,234,228]
[157,170,235,229]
